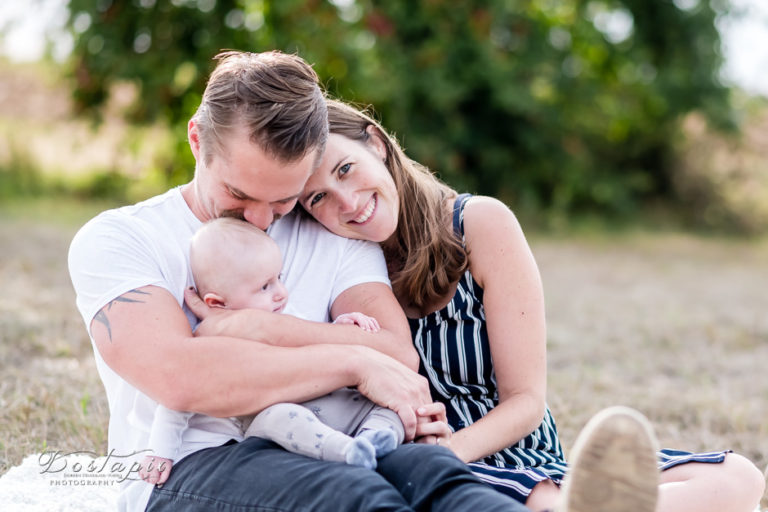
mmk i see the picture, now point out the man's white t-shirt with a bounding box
[68,187,390,512]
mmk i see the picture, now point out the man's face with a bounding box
[188,121,319,230]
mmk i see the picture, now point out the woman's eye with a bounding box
[309,192,325,207]
[338,163,351,176]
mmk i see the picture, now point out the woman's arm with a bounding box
[446,196,548,463]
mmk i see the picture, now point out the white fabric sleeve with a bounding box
[68,212,177,330]
[147,406,192,460]
[328,238,390,307]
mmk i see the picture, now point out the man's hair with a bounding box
[190,217,276,298]
[193,50,328,164]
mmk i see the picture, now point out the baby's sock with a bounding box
[343,436,377,470]
[356,428,398,458]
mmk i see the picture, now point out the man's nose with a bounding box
[243,204,273,230]
[273,199,297,219]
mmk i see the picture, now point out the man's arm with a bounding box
[93,285,429,438]
[187,282,419,370]
[92,285,355,414]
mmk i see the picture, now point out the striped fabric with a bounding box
[408,193,729,504]
[657,449,729,471]
[408,193,567,502]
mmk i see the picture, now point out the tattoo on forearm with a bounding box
[94,289,150,343]
[93,309,112,342]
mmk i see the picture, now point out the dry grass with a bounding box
[536,231,768,507]
[0,200,110,473]
[0,201,766,506]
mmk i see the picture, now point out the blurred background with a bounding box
[0,0,766,506]
[1,0,767,231]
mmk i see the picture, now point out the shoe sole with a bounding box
[559,406,660,512]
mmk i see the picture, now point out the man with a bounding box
[68,50,539,512]
[69,50,659,512]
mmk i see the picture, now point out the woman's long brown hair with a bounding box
[326,100,468,311]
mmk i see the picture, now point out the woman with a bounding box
[296,99,765,512]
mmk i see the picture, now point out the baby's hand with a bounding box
[334,312,381,332]
[139,455,173,486]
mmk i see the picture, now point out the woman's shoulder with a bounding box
[460,195,530,284]
[461,195,521,235]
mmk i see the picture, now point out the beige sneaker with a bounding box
[557,406,660,512]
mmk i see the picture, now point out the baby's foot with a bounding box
[357,428,398,458]
[344,436,377,469]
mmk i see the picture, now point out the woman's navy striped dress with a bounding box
[408,193,728,504]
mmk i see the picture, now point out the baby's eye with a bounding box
[338,163,351,176]
[262,283,269,291]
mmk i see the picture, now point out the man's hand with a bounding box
[184,286,216,321]
[351,346,433,442]
[184,287,271,341]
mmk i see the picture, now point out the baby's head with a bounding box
[190,217,288,312]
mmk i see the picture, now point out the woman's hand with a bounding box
[414,402,453,450]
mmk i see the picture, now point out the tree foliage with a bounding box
[64,0,731,216]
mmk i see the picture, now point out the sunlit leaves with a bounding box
[63,0,730,216]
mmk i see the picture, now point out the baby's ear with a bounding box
[203,292,227,309]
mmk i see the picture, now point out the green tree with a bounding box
[64,0,731,217]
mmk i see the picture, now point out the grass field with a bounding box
[0,198,766,507]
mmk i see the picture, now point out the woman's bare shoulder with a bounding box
[461,195,532,285]
[461,195,522,239]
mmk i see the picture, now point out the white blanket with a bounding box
[0,453,119,511]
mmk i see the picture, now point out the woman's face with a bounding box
[301,132,399,242]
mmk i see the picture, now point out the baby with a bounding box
[140,217,404,485]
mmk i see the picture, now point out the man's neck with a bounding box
[180,182,208,222]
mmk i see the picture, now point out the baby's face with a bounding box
[225,249,288,313]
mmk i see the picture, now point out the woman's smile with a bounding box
[351,194,377,224]
[302,133,399,242]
